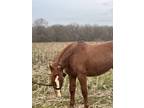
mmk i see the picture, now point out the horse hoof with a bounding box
[69,104,75,108]
[84,105,89,108]
[70,106,74,108]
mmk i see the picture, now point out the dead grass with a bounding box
[32,42,113,108]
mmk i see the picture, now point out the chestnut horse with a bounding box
[49,41,113,108]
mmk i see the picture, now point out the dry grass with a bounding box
[32,42,113,108]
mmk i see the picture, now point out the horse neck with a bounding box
[56,43,75,68]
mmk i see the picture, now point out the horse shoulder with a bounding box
[69,45,88,74]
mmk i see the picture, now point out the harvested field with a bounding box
[32,42,113,108]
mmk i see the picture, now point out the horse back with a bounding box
[69,41,113,76]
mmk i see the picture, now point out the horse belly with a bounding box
[86,66,112,76]
[86,59,112,76]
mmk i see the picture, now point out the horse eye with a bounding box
[54,74,58,78]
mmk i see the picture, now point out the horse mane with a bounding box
[54,41,87,68]
[54,41,113,68]
[54,42,77,68]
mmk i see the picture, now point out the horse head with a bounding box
[49,62,65,97]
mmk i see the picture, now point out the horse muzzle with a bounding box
[55,88,62,97]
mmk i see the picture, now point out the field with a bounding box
[32,42,113,108]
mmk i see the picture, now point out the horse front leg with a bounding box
[69,75,76,108]
[78,74,88,108]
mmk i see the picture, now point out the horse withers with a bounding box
[49,41,113,108]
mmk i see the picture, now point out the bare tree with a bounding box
[32,19,113,42]
[33,18,48,27]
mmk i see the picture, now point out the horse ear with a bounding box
[49,63,53,71]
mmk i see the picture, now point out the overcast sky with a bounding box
[32,0,113,26]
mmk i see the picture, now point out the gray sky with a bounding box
[32,0,113,26]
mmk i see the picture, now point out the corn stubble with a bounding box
[32,42,113,108]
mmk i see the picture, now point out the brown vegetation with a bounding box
[32,42,113,108]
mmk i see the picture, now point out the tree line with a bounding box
[32,18,113,42]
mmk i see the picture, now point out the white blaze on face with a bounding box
[55,75,61,97]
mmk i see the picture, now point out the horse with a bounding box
[49,41,113,108]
